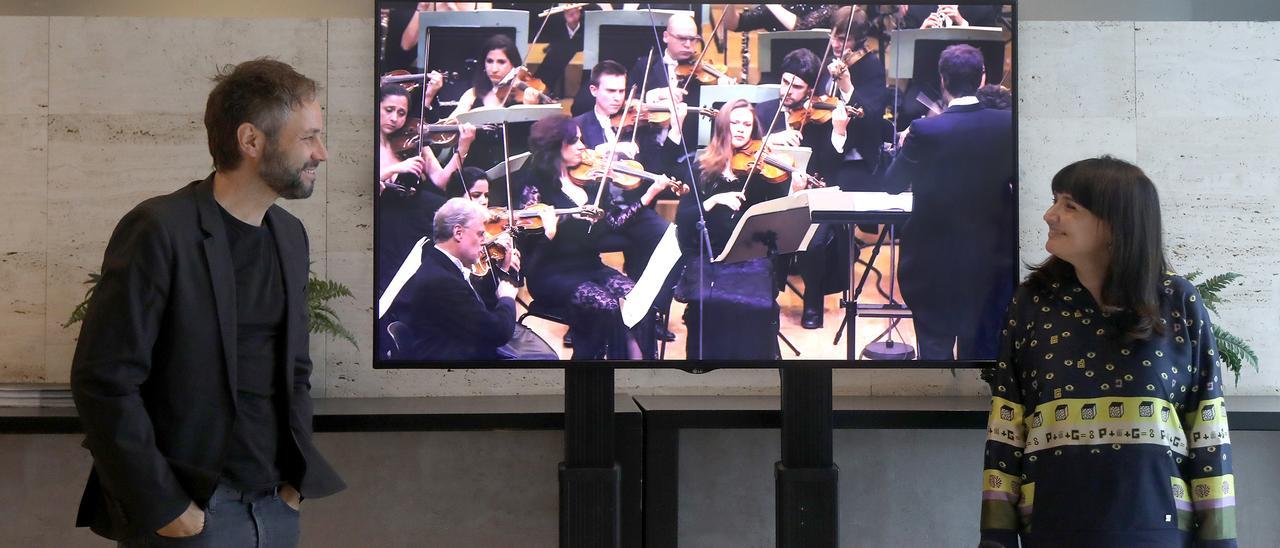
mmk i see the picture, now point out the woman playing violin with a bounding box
[376,83,476,294]
[378,83,475,196]
[512,114,643,360]
[445,34,544,120]
[673,99,786,360]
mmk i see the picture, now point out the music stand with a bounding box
[583,9,691,69]
[454,103,564,126]
[419,9,530,107]
[485,152,531,181]
[714,190,817,265]
[697,84,780,146]
[810,191,913,361]
[886,26,1007,85]
[757,29,831,83]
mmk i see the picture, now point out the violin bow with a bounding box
[629,48,656,150]
[586,86,638,235]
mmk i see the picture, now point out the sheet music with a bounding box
[378,236,429,319]
[622,225,682,328]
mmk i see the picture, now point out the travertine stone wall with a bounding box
[1,18,1276,397]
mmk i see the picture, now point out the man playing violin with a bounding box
[754,47,854,329]
[573,60,690,347]
[816,5,893,192]
[385,198,557,361]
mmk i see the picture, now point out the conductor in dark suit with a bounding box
[385,198,530,360]
[884,44,1015,360]
[70,59,344,546]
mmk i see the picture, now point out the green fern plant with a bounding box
[1185,271,1258,385]
[64,271,358,350]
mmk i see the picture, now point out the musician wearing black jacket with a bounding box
[883,44,1015,360]
[386,198,523,360]
[572,61,684,279]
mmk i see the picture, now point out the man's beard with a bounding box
[260,140,316,200]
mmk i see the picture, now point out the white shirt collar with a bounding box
[948,95,980,108]
[434,244,469,279]
[566,22,580,39]
[594,108,617,141]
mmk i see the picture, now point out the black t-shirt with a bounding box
[217,205,288,491]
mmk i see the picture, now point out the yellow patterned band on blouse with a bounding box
[1021,396,1188,455]
[986,396,1026,447]
[1185,397,1231,449]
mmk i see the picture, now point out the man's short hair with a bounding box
[432,198,487,242]
[590,60,628,88]
[205,58,319,171]
[779,48,821,88]
[830,6,871,45]
[938,44,985,98]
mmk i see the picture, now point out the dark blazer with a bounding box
[883,103,1015,333]
[814,50,893,165]
[388,245,517,360]
[70,175,344,540]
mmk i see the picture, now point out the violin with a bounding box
[387,117,424,160]
[484,203,597,234]
[612,103,719,131]
[786,96,866,130]
[472,213,522,284]
[840,43,875,70]
[495,66,557,105]
[674,60,731,85]
[730,140,826,188]
[380,69,458,93]
[610,100,673,131]
[567,149,688,194]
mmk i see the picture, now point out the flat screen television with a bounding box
[372,2,1018,368]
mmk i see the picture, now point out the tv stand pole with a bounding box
[777,366,837,547]
[561,367,620,548]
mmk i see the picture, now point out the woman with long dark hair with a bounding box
[513,114,642,360]
[980,157,1237,547]
[445,34,541,119]
[674,99,794,360]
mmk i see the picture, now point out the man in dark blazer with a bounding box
[754,47,856,329]
[71,59,344,546]
[883,44,1015,360]
[385,198,527,360]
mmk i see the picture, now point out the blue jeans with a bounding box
[119,484,300,548]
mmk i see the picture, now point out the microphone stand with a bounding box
[642,7,713,360]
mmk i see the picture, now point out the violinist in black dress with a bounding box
[676,99,797,360]
[513,115,644,360]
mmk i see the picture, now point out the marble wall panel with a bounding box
[1134,115,1280,394]
[0,17,49,115]
[1136,22,1280,119]
[49,17,328,115]
[1017,21,1136,120]
[327,18,373,119]
[0,251,47,381]
[0,115,48,253]
[1015,116,1138,273]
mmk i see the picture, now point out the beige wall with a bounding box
[1,16,1277,397]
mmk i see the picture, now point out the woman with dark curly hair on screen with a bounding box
[980,156,1237,547]
[512,114,646,360]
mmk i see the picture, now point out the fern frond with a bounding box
[1212,324,1259,386]
[1197,272,1241,296]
